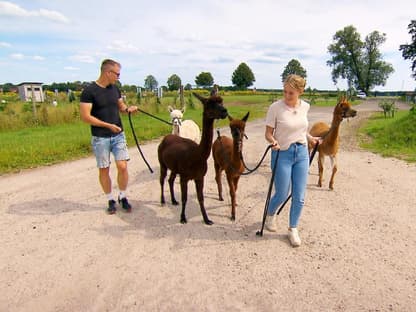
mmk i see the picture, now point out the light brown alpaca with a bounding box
[309,96,357,190]
[212,112,249,221]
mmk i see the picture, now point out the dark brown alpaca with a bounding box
[212,112,249,221]
[309,96,357,189]
[158,93,228,225]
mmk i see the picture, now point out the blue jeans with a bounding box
[91,132,129,168]
[267,143,309,228]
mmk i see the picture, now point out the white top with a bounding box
[265,99,310,150]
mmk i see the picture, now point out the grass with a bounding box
[0,93,410,174]
[359,110,416,162]
[1,123,92,172]
[0,96,271,174]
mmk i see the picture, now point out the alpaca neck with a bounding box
[323,113,342,145]
[232,138,242,164]
[172,124,180,135]
[198,115,215,160]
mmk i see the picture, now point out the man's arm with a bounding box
[117,98,138,114]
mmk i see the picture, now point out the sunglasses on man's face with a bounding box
[109,70,120,77]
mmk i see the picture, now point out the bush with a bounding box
[378,99,397,118]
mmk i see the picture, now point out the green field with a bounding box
[0,93,413,174]
[359,110,416,162]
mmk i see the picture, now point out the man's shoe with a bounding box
[265,214,277,232]
[107,200,116,214]
[288,228,301,247]
[118,196,132,212]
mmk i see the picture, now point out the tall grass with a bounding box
[0,92,406,174]
[1,123,91,172]
[0,94,271,174]
[359,110,416,162]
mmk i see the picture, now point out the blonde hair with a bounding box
[284,74,306,93]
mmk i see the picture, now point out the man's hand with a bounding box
[126,105,138,113]
[108,124,122,133]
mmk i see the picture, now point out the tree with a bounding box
[327,25,394,94]
[167,74,182,91]
[399,20,416,79]
[231,62,255,89]
[184,83,192,90]
[195,72,214,88]
[281,59,307,83]
[144,75,158,91]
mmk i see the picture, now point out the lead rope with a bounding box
[240,145,273,175]
[128,112,154,174]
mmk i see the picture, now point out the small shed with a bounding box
[17,82,44,102]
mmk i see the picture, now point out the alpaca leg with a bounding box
[233,175,240,207]
[195,178,213,225]
[160,164,167,204]
[317,154,324,187]
[179,178,188,224]
[168,172,179,205]
[226,174,237,221]
[329,155,337,190]
[214,162,224,201]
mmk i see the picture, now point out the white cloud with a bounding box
[0,1,70,23]
[10,53,24,60]
[69,54,95,63]
[64,66,80,71]
[0,41,11,48]
[106,40,141,53]
[33,55,45,61]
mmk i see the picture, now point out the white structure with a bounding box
[17,82,44,102]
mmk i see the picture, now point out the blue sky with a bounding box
[0,0,415,91]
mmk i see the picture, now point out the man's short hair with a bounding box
[101,59,121,72]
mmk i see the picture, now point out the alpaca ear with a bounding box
[228,115,233,121]
[168,105,173,112]
[242,111,250,122]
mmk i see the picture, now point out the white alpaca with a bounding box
[168,106,200,143]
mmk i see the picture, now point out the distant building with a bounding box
[17,82,44,102]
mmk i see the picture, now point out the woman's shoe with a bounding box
[265,214,277,232]
[288,227,301,247]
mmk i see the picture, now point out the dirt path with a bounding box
[1,101,415,311]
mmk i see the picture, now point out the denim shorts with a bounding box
[91,132,129,168]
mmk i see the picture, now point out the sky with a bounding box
[0,0,415,91]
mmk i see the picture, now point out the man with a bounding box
[80,59,138,214]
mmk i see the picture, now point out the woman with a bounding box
[264,74,319,247]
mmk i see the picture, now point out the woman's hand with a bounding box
[271,141,280,151]
[309,136,322,145]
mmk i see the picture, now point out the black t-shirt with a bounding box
[80,82,123,137]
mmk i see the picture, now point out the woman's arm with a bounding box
[265,125,280,150]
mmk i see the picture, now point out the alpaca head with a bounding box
[228,112,249,151]
[168,106,184,126]
[193,93,228,120]
[336,96,357,119]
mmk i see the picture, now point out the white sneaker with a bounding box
[265,214,277,232]
[288,228,301,247]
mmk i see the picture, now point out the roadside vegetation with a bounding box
[359,107,416,162]
[0,90,413,174]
